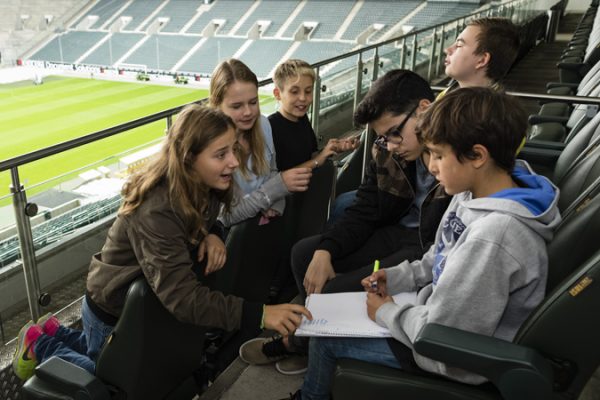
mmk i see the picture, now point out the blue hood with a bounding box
[489,163,557,216]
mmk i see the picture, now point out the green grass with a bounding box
[0,77,206,202]
[0,76,278,207]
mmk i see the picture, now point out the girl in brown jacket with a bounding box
[13,104,311,381]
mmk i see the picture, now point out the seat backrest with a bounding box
[553,110,600,185]
[515,248,600,397]
[95,278,206,400]
[288,159,336,243]
[555,141,600,213]
[544,182,600,292]
[208,162,335,302]
[335,130,369,196]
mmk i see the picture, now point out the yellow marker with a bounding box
[371,260,380,290]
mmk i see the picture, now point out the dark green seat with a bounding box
[21,278,207,400]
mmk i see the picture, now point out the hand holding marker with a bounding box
[370,260,380,291]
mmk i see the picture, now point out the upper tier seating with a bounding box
[74,0,127,30]
[178,36,247,74]
[282,0,356,39]
[342,0,421,42]
[122,34,200,71]
[118,0,162,32]
[234,0,301,37]
[186,0,254,35]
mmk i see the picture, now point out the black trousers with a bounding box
[291,224,425,298]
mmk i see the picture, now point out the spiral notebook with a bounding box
[295,291,417,338]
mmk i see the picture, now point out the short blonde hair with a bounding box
[273,59,316,90]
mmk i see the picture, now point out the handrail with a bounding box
[1,89,596,173]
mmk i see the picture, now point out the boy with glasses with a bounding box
[239,70,451,374]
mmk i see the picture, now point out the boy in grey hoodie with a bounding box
[291,88,561,400]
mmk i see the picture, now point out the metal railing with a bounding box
[0,0,584,323]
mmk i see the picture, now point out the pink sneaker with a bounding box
[12,322,43,381]
[37,313,60,337]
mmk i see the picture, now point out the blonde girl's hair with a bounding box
[209,58,268,178]
[119,104,235,237]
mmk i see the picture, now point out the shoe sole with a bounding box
[275,362,308,376]
[12,322,34,380]
[239,337,270,364]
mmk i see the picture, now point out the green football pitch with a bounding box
[0,76,275,205]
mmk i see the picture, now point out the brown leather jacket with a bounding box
[86,181,261,331]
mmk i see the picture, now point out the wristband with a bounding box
[313,159,319,168]
[260,304,266,329]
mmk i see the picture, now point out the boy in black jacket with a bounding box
[295,69,451,296]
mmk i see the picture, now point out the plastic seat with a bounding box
[21,278,207,400]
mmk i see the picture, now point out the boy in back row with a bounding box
[270,59,358,171]
[288,87,562,400]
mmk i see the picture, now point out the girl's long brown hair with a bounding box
[119,104,235,237]
[209,58,268,178]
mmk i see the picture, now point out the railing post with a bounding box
[311,66,322,136]
[399,38,407,69]
[371,47,380,82]
[436,25,446,77]
[427,27,437,81]
[10,167,42,321]
[166,115,173,134]
[353,53,364,113]
[410,34,418,71]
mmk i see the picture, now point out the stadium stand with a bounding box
[0,195,121,268]
[122,34,200,71]
[186,0,255,35]
[117,0,163,32]
[74,0,127,30]
[404,1,480,30]
[238,39,294,78]
[30,31,106,64]
[178,36,247,74]
[341,0,422,41]
[150,0,203,33]
[80,32,144,66]
[233,0,301,38]
[289,41,355,65]
[282,0,357,39]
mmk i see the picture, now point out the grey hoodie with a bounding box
[376,160,562,384]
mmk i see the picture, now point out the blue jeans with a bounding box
[34,297,114,374]
[327,190,357,224]
[300,337,402,400]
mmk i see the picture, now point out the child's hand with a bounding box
[304,250,335,294]
[361,269,387,296]
[198,234,227,275]
[261,208,280,218]
[337,135,361,152]
[264,304,313,336]
[281,168,312,192]
[366,291,393,321]
[322,139,340,157]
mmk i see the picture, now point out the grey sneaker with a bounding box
[275,354,308,375]
[239,336,291,365]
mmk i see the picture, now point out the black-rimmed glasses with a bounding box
[374,105,418,149]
